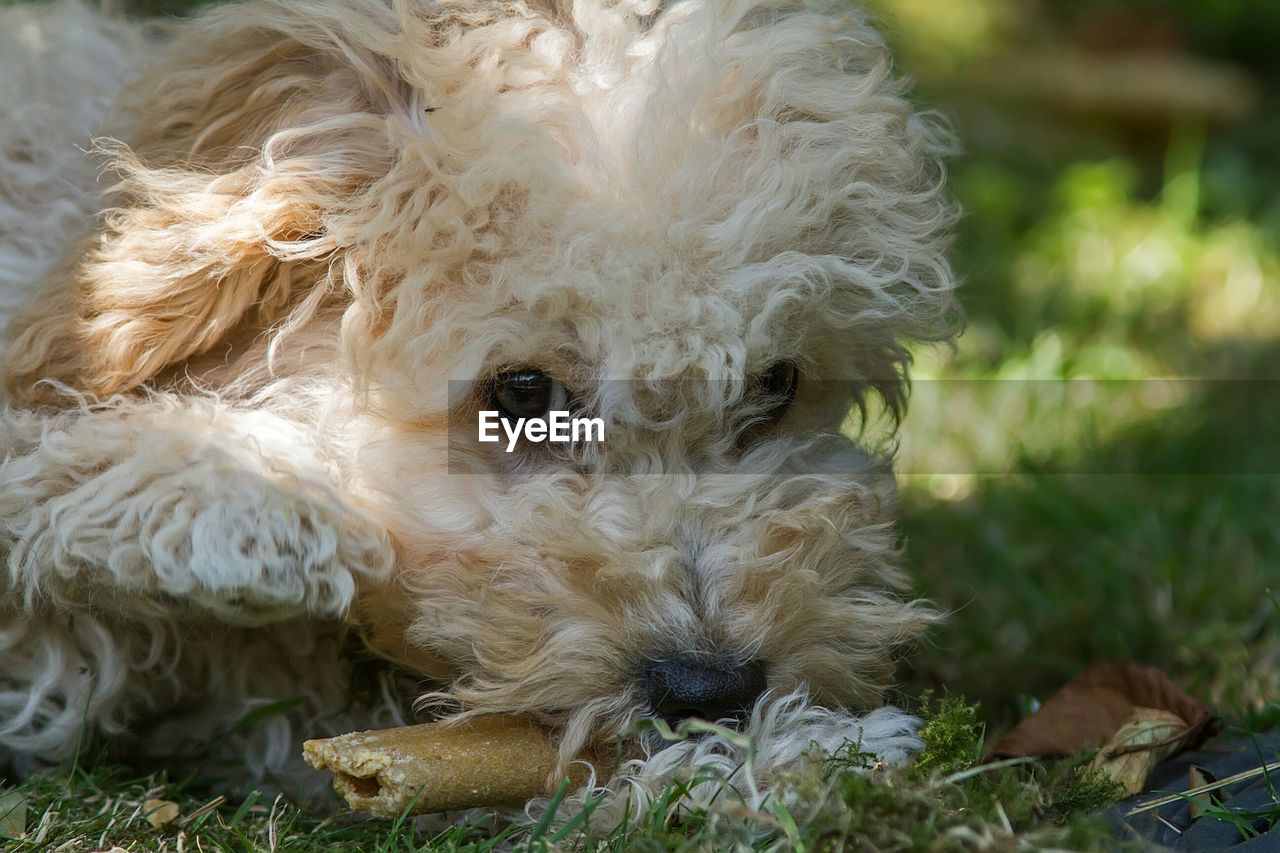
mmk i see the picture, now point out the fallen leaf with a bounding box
[1088,708,1187,796]
[987,660,1214,759]
[143,798,180,830]
[1187,765,1219,820]
[0,789,26,839]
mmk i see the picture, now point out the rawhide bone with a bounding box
[302,715,597,816]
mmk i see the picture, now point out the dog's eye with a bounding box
[490,369,569,420]
[750,362,799,418]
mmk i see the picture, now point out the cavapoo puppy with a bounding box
[0,0,957,811]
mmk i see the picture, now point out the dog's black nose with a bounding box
[643,657,767,724]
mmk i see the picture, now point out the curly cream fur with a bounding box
[0,0,958,816]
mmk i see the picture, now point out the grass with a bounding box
[0,699,1133,851]
[3,0,1279,848]
[895,120,1280,730]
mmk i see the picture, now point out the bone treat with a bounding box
[302,715,593,816]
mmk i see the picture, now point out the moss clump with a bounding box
[1050,764,1125,823]
[822,738,880,773]
[914,693,983,778]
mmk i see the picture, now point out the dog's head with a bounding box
[9,0,958,752]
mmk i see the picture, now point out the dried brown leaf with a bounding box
[142,798,180,830]
[1088,708,1188,797]
[987,660,1214,760]
[0,789,26,839]
[1187,765,1219,820]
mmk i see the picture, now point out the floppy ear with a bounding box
[4,2,399,400]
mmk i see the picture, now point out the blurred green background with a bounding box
[860,0,1280,727]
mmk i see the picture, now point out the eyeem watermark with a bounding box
[451,378,1280,473]
[478,410,605,452]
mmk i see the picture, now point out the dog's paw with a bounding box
[1,398,393,622]
[144,447,395,621]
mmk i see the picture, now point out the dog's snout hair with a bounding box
[0,0,959,781]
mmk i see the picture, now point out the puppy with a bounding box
[0,0,957,806]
